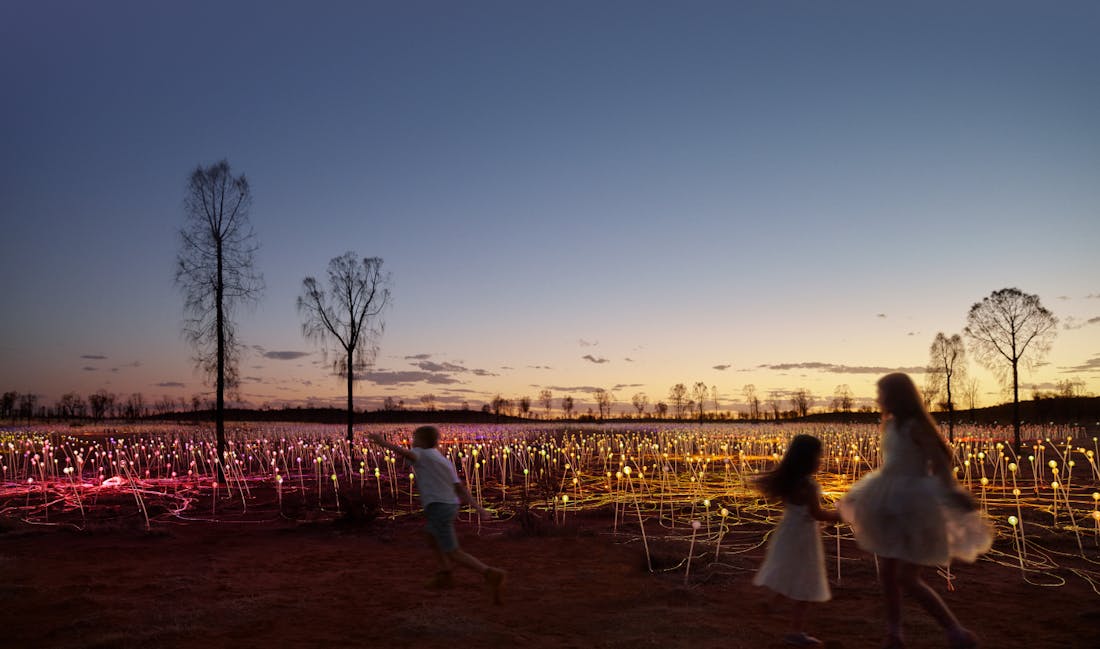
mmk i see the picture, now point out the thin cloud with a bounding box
[404,353,432,360]
[876,313,887,319]
[612,383,644,391]
[416,361,468,373]
[713,364,731,371]
[759,362,927,374]
[363,370,462,386]
[624,358,634,363]
[1059,356,1100,373]
[1090,316,1100,325]
[526,365,553,370]
[543,385,603,394]
[579,338,598,347]
[155,381,185,388]
[414,360,498,377]
[82,366,98,372]
[582,355,609,364]
[263,351,311,360]
[81,354,107,360]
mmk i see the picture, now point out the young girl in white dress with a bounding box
[839,373,993,649]
[753,434,841,647]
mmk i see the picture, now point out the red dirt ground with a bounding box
[2,502,1099,649]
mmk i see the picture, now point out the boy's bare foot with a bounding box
[428,570,454,589]
[484,567,506,605]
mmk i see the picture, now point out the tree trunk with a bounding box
[1012,359,1021,450]
[346,350,354,445]
[215,239,227,484]
[946,375,954,442]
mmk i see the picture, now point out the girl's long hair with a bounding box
[878,372,952,459]
[754,434,822,501]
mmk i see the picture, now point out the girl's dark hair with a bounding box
[754,434,822,501]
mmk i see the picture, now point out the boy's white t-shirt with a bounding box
[408,447,461,506]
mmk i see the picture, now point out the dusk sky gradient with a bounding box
[2,1,1098,414]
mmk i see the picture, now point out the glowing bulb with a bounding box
[1008,516,1018,526]
[691,520,701,530]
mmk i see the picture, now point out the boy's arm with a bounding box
[366,433,417,462]
[454,480,492,521]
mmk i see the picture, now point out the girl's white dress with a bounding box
[838,418,993,566]
[753,483,830,602]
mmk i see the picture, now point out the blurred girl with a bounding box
[839,373,992,649]
[753,434,841,647]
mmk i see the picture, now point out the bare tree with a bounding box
[631,392,648,418]
[742,384,760,419]
[176,160,262,476]
[561,395,574,419]
[519,395,532,418]
[790,389,813,418]
[1057,378,1086,398]
[654,401,669,418]
[691,382,708,422]
[18,393,37,422]
[766,390,782,420]
[420,394,436,411]
[299,252,391,445]
[88,390,114,421]
[928,333,967,441]
[594,388,611,419]
[960,377,980,414]
[538,389,553,419]
[669,383,688,419]
[964,288,1057,448]
[832,384,853,413]
[1,391,16,421]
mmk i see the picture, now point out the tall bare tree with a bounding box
[691,382,708,422]
[594,388,611,419]
[742,384,760,419]
[631,392,648,418]
[561,395,575,419]
[928,333,967,441]
[538,389,553,419]
[176,160,262,477]
[299,252,391,444]
[832,384,853,413]
[964,288,1057,448]
[790,388,813,417]
[669,383,688,419]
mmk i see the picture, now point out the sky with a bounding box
[1,1,1098,415]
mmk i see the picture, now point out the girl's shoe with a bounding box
[783,632,823,647]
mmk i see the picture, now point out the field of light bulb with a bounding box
[2,421,1098,595]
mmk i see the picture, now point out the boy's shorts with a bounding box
[424,502,460,553]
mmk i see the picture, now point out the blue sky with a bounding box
[1,1,1098,413]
